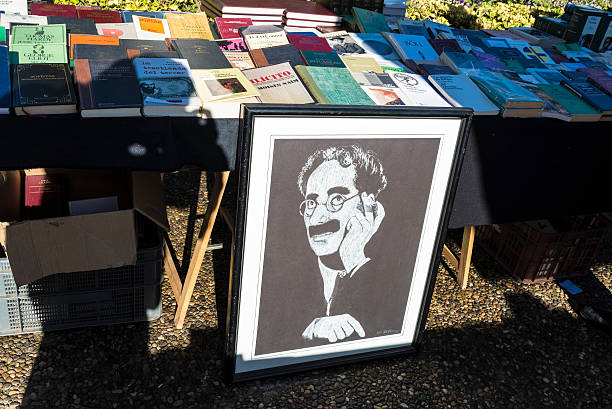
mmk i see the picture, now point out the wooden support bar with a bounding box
[457,226,476,289]
[164,241,182,302]
[174,171,229,329]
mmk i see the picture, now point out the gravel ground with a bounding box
[1,171,611,409]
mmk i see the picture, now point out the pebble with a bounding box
[0,173,609,408]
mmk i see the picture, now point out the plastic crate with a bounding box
[476,215,608,283]
[0,286,161,335]
[0,227,164,335]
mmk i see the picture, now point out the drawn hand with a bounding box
[339,193,385,274]
[302,314,365,342]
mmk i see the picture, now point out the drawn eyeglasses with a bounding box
[299,193,359,217]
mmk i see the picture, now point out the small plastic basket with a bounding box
[476,215,607,283]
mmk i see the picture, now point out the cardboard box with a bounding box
[0,170,169,286]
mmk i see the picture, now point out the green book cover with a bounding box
[0,27,6,44]
[501,58,527,74]
[552,42,583,52]
[10,25,67,45]
[295,65,373,105]
[300,50,346,68]
[9,44,68,64]
[351,7,390,33]
[538,84,601,115]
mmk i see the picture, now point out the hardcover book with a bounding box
[386,70,451,107]
[382,33,439,61]
[73,43,127,60]
[423,19,453,39]
[427,38,463,55]
[283,18,341,29]
[96,23,138,39]
[537,83,602,121]
[73,58,141,117]
[239,25,289,50]
[299,50,345,67]
[24,171,64,218]
[249,43,303,67]
[507,26,565,47]
[119,39,169,52]
[12,63,77,115]
[351,7,390,33]
[348,33,400,60]
[30,3,77,18]
[126,49,179,59]
[69,34,120,59]
[520,82,570,120]
[294,65,373,104]
[285,1,341,23]
[215,38,248,52]
[214,17,252,39]
[0,45,9,113]
[398,24,429,37]
[578,67,612,96]
[428,73,499,115]
[165,13,214,40]
[191,67,258,102]
[172,38,232,69]
[121,11,165,23]
[133,57,201,117]
[208,0,287,15]
[133,16,171,41]
[47,16,97,35]
[468,71,544,109]
[287,34,333,52]
[242,62,313,103]
[340,55,382,72]
[76,9,122,24]
[562,79,612,115]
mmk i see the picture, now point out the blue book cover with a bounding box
[121,10,165,23]
[429,73,499,114]
[384,33,439,61]
[349,33,400,60]
[133,58,200,108]
[468,71,543,109]
[562,79,612,112]
[0,45,9,112]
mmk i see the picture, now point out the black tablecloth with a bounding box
[2,115,611,227]
[448,117,612,228]
[0,116,239,171]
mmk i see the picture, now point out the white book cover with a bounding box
[133,16,171,40]
[384,33,439,61]
[1,13,47,29]
[0,0,27,16]
[428,73,499,115]
[283,19,340,28]
[96,23,138,39]
[222,13,283,21]
[387,71,451,107]
[242,62,314,104]
[240,25,288,50]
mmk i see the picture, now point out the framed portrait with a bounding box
[225,105,472,382]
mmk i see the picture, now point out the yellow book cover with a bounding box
[294,65,328,103]
[165,13,214,40]
[339,56,383,73]
[192,68,259,102]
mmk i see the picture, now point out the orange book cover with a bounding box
[69,34,120,59]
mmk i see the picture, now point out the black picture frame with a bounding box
[225,104,472,382]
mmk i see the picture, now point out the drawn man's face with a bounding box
[303,159,360,256]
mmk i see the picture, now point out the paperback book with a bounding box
[249,43,303,67]
[294,65,373,104]
[96,23,137,39]
[243,62,313,103]
[386,70,451,107]
[191,67,259,102]
[428,73,499,115]
[172,38,232,69]
[12,63,77,115]
[239,24,288,50]
[133,16,171,41]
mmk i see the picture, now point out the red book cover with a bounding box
[215,17,253,39]
[287,34,333,52]
[284,1,341,23]
[76,9,122,24]
[30,3,78,18]
[24,173,63,219]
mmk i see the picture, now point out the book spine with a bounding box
[73,59,95,110]
[249,49,268,67]
[295,66,328,103]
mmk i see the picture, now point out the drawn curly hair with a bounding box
[298,145,387,198]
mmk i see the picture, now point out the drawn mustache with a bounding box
[309,220,340,237]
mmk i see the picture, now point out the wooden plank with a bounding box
[457,226,476,289]
[442,244,459,271]
[164,241,183,302]
[174,171,229,329]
